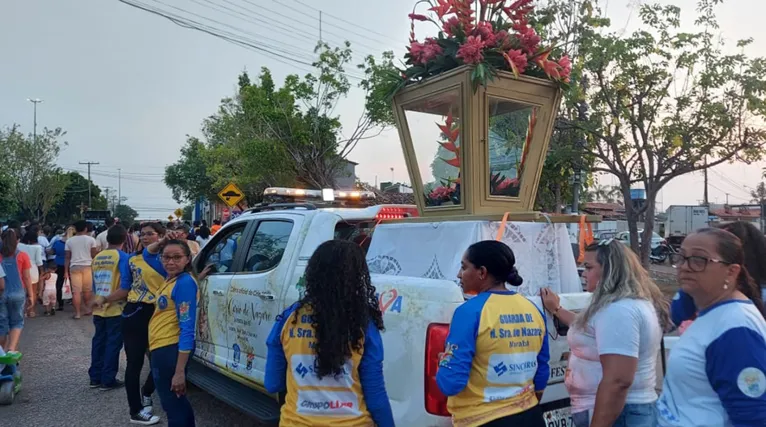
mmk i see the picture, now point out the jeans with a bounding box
[55,264,66,307]
[572,403,656,427]
[151,344,195,427]
[89,315,124,385]
[0,293,26,336]
[123,302,156,415]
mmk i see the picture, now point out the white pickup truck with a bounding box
[189,201,589,426]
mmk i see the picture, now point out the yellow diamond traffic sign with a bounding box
[167,215,174,221]
[174,208,184,218]
[218,182,245,207]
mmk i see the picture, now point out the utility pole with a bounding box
[118,168,122,207]
[104,187,113,211]
[761,181,765,232]
[79,161,100,209]
[725,193,730,205]
[27,98,43,143]
[319,11,323,42]
[703,157,709,206]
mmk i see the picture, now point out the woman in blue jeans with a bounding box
[0,229,34,353]
[148,239,198,427]
[541,240,670,427]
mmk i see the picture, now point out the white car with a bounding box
[616,230,665,250]
[187,188,591,426]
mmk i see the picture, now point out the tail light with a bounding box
[376,206,420,220]
[424,323,451,416]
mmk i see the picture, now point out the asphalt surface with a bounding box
[0,304,255,427]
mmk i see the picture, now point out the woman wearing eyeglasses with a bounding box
[541,240,669,427]
[670,221,766,326]
[149,239,198,427]
[656,228,766,426]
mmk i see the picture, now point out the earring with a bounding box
[724,281,729,290]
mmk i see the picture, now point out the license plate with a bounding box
[543,407,573,427]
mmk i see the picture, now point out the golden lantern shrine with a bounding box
[390,0,569,219]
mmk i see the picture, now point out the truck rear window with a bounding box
[334,221,376,253]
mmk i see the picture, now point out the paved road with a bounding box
[0,305,255,427]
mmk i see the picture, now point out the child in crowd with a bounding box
[41,267,57,316]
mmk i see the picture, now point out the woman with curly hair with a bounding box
[264,239,394,427]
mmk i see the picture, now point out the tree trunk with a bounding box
[638,186,659,266]
[621,186,643,260]
[554,184,562,214]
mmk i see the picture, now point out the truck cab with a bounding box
[188,188,588,426]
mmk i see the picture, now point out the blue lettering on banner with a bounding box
[375,289,403,313]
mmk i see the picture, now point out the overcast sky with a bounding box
[2,0,765,218]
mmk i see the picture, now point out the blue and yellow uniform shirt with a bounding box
[436,290,550,427]
[127,248,167,305]
[264,303,395,427]
[148,272,198,352]
[92,248,132,317]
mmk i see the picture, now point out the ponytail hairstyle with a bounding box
[464,240,524,287]
[160,239,193,274]
[696,228,765,318]
[0,229,19,258]
[717,221,766,296]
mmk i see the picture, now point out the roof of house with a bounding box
[710,206,761,219]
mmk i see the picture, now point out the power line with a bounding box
[117,0,318,73]
[285,0,402,45]
[264,0,401,55]
[190,0,323,60]
[117,0,368,80]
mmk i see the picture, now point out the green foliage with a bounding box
[0,172,17,219]
[165,42,395,203]
[569,0,766,262]
[182,205,193,221]
[113,204,139,226]
[49,171,108,224]
[0,125,69,220]
[164,137,218,204]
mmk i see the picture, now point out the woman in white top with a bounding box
[657,228,766,426]
[541,240,670,427]
[18,229,45,316]
[195,226,211,248]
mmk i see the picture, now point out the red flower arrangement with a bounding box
[425,113,462,206]
[394,0,571,91]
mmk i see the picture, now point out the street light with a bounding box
[27,98,43,143]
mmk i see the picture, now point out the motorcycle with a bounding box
[649,240,676,264]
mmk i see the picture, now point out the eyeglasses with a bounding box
[161,255,187,263]
[140,232,157,237]
[670,253,731,273]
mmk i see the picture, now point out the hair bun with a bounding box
[507,267,524,287]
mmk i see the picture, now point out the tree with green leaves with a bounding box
[750,182,766,204]
[0,125,69,220]
[49,171,108,224]
[113,204,139,226]
[567,1,766,264]
[0,172,17,219]
[165,42,397,204]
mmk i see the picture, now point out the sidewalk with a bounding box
[0,305,253,426]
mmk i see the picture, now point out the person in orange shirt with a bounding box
[209,219,222,235]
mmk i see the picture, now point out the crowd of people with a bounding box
[0,216,219,426]
[1,214,765,426]
[262,221,766,427]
